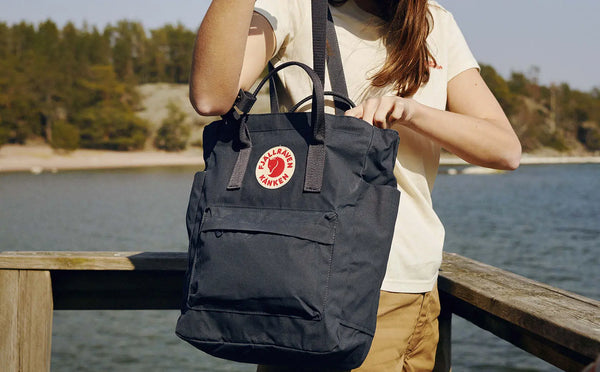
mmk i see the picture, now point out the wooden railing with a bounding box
[1,251,598,371]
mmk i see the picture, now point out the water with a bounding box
[434,164,600,371]
[435,164,599,301]
[1,164,598,371]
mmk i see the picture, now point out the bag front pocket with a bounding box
[187,206,337,320]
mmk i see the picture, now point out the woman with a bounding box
[189,0,521,370]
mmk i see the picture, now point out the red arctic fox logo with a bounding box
[256,146,295,189]
[268,157,285,178]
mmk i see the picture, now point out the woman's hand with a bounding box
[345,96,420,130]
[345,69,522,170]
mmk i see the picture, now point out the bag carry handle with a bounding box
[227,0,348,193]
[226,61,327,193]
[290,91,355,113]
[268,2,349,115]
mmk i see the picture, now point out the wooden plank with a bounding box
[17,270,54,372]
[439,252,600,369]
[0,270,19,371]
[2,251,598,370]
[0,251,187,271]
[443,287,592,371]
[51,270,185,310]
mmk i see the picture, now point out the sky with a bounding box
[2,0,599,92]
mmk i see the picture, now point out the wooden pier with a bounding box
[0,251,598,371]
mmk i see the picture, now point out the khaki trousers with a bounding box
[257,285,441,372]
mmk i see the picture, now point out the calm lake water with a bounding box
[1,163,598,371]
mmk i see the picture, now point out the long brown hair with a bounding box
[329,0,436,97]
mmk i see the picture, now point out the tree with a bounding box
[151,24,195,84]
[508,72,529,96]
[76,105,148,150]
[0,111,9,148]
[72,65,149,150]
[0,23,34,143]
[145,28,169,82]
[30,20,63,142]
[106,21,148,83]
[82,25,111,66]
[578,123,600,151]
[154,101,190,151]
[0,22,9,58]
[50,120,80,151]
[479,64,515,115]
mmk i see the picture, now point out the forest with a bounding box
[1,20,599,153]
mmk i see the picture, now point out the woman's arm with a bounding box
[189,0,275,116]
[345,68,522,170]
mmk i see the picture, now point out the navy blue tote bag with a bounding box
[176,2,400,369]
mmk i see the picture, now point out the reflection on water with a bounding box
[1,164,598,371]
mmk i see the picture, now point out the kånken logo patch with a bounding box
[255,146,295,189]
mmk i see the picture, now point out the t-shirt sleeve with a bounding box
[444,12,479,82]
[254,0,303,59]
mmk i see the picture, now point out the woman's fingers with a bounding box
[372,99,391,129]
[345,96,412,129]
[389,98,414,124]
[360,98,383,127]
[345,105,363,119]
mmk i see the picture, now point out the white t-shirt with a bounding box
[255,0,479,293]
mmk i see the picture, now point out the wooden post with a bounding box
[0,270,53,372]
[0,270,19,371]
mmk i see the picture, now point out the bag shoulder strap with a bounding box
[313,2,348,94]
[312,0,327,86]
[269,1,349,114]
[325,8,349,101]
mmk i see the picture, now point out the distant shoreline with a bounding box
[440,154,600,166]
[1,144,599,174]
[0,145,204,174]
